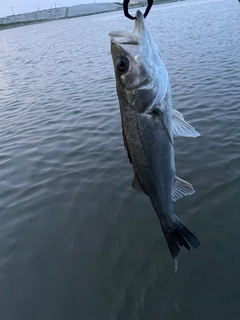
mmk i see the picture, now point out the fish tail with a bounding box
[162,223,200,259]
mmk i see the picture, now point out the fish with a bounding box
[109,10,200,259]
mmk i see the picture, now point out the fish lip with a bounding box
[110,38,141,61]
[110,37,138,46]
[110,41,138,60]
[109,33,139,46]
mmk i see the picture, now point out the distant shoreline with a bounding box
[0,20,52,30]
[0,0,182,31]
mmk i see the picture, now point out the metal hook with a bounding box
[123,0,135,20]
[123,0,153,20]
[143,0,153,18]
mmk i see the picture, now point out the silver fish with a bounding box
[110,10,200,259]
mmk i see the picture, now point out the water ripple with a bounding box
[0,0,240,319]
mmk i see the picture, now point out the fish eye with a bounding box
[116,56,129,73]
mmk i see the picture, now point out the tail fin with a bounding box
[162,223,200,259]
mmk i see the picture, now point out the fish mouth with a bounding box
[109,10,145,46]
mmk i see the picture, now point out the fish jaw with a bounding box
[109,10,147,50]
[110,10,154,55]
[109,10,169,114]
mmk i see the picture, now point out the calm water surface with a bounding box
[0,0,240,319]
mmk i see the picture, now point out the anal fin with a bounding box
[173,176,195,202]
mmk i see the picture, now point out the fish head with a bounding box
[110,10,168,113]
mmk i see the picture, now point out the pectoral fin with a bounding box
[173,176,195,202]
[172,110,200,138]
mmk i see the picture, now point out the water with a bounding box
[0,0,240,319]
